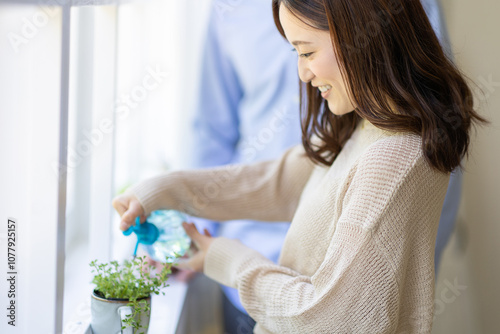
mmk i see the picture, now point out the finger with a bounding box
[112,196,129,217]
[203,228,212,237]
[120,217,136,231]
[174,253,203,273]
[120,201,145,231]
[182,222,202,248]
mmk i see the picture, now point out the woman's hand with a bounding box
[176,222,215,273]
[112,191,147,231]
[145,255,198,283]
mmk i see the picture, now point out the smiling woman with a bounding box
[272,0,487,172]
[111,0,488,333]
[281,5,355,117]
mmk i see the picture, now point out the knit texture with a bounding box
[129,118,450,333]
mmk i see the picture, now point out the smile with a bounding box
[319,85,332,98]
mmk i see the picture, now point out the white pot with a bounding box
[90,290,151,334]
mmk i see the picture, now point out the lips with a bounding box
[321,88,331,99]
[316,84,332,99]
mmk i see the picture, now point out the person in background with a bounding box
[183,1,302,332]
[185,0,460,332]
[420,0,463,272]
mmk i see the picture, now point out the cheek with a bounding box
[315,56,342,84]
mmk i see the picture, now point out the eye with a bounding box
[290,48,312,58]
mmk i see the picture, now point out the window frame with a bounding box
[1,0,208,332]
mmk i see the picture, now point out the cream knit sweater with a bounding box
[130,118,450,333]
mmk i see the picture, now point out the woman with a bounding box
[113,0,487,332]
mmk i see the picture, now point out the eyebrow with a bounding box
[291,41,312,46]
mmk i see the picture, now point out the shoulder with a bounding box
[353,132,443,190]
[342,132,449,229]
[360,132,423,171]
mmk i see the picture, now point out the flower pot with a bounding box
[90,290,151,334]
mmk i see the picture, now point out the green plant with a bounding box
[90,256,175,333]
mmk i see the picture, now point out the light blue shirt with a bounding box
[188,0,459,314]
[421,0,463,273]
[187,0,302,313]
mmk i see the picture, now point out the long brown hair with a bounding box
[272,0,488,173]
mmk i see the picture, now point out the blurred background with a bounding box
[0,0,498,333]
[432,1,500,333]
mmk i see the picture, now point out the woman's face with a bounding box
[279,4,356,116]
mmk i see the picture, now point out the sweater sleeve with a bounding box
[128,144,314,222]
[204,142,449,333]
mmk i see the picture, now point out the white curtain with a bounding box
[0,0,212,332]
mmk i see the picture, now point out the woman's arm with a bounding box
[128,144,314,222]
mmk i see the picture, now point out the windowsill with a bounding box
[64,278,188,334]
[64,216,189,333]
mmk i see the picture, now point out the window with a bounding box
[0,0,211,332]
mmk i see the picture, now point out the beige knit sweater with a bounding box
[130,118,450,333]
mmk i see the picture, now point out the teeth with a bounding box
[318,85,332,92]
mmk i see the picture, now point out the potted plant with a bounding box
[89,256,174,334]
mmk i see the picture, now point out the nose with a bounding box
[297,58,314,83]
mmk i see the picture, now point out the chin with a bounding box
[328,102,351,116]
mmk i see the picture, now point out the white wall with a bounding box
[432,1,500,333]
